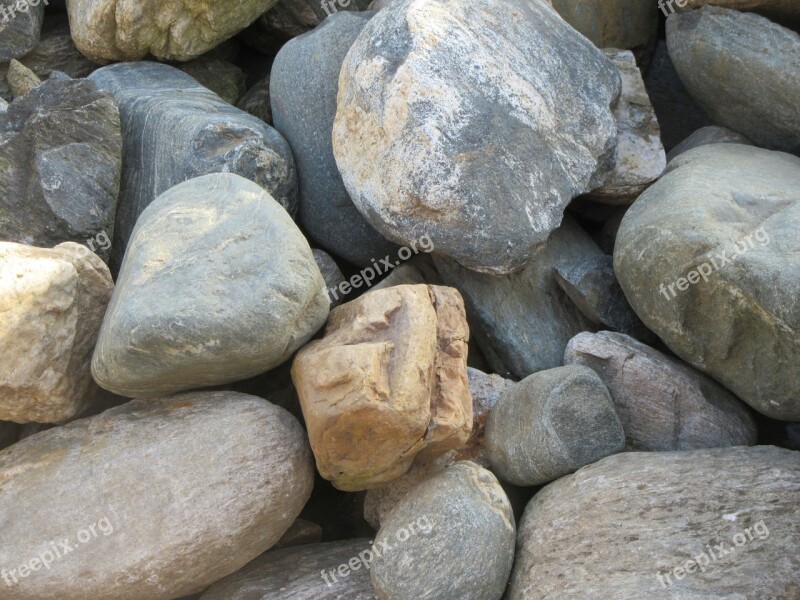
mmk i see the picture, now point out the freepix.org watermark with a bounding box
[0,0,49,23]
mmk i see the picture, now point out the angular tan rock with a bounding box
[292,284,472,491]
[0,242,113,423]
[7,59,41,98]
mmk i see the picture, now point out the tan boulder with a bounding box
[291,284,472,491]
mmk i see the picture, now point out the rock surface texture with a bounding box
[0,0,44,60]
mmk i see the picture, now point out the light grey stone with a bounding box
[667,126,752,162]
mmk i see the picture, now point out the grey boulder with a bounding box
[0,0,44,60]
[667,125,751,162]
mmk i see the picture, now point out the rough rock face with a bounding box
[371,461,515,600]
[565,331,757,450]
[0,242,113,423]
[485,365,625,486]
[0,391,314,600]
[0,78,121,261]
[508,446,800,598]
[88,62,297,268]
[178,58,246,105]
[333,0,620,274]
[92,174,328,398]
[237,76,271,124]
[292,284,472,491]
[435,216,601,379]
[667,126,751,162]
[271,11,396,267]
[200,540,377,600]
[67,0,280,62]
[0,0,44,60]
[551,0,657,55]
[674,0,800,22]
[667,6,800,152]
[614,144,800,421]
[7,59,40,96]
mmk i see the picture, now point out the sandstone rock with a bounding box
[565,331,757,450]
[0,242,113,423]
[371,461,515,600]
[0,391,314,600]
[0,0,44,60]
[667,5,800,152]
[434,216,601,379]
[333,0,620,274]
[271,11,397,267]
[667,126,751,162]
[614,144,800,420]
[7,58,39,96]
[88,62,297,268]
[508,446,800,598]
[236,76,271,124]
[271,519,323,550]
[92,173,328,398]
[292,284,472,491]
[67,0,280,62]
[178,58,247,105]
[313,248,346,307]
[200,540,376,600]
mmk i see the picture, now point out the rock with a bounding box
[667,126,752,162]
[667,5,800,152]
[434,216,602,379]
[271,12,397,267]
[178,58,247,105]
[485,365,625,486]
[508,446,800,598]
[614,144,800,420]
[371,254,442,291]
[565,331,758,450]
[92,173,328,398]
[313,248,346,307]
[271,519,323,550]
[0,0,44,60]
[332,0,620,274]
[371,461,515,600]
[0,391,314,600]
[0,242,113,423]
[200,540,376,600]
[67,0,280,62]
[672,0,800,23]
[88,62,297,268]
[7,58,40,96]
[589,50,665,204]
[13,15,97,78]
[460,368,513,463]
[292,284,472,491]
[236,76,271,124]
[552,254,652,341]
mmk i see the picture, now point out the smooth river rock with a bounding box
[333,0,620,274]
[614,144,800,421]
[92,174,328,398]
[0,391,315,600]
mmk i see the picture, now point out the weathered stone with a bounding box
[0,242,112,423]
[371,461,515,600]
[0,391,314,600]
[178,58,247,105]
[236,76,271,124]
[371,254,442,291]
[667,5,800,152]
[434,216,601,379]
[667,126,751,162]
[485,365,625,486]
[271,519,323,550]
[92,174,328,398]
[67,0,280,62]
[614,144,800,420]
[271,12,396,267]
[200,540,376,600]
[589,50,665,204]
[565,331,758,450]
[292,284,472,491]
[313,248,345,307]
[7,58,39,96]
[88,62,297,268]
[673,0,800,23]
[0,0,44,60]
[508,446,800,598]
[333,0,620,274]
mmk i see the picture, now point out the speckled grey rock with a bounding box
[236,76,271,124]
[0,391,314,600]
[485,365,625,486]
[0,78,121,261]
[371,461,515,600]
[565,331,757,450]
[271,11,396,267]
[434,216,601,379]
[333,0,620,274]
[88,62,297,269]
[200,540,377,600]
[92,174,328,398]
[667,5,800,152]
[312,248,345,307]
[0,0,44,60]
[614,144,800,421]
[178,58,247,105]
[508,446,800,598]
[667,126,752,162]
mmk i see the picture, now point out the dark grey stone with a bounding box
[312,248,345,307]
[236,76,271,124]
[178,58,247,106]
[0,0,44,61]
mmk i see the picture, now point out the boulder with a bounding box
[92,174,327,398]
[0,0,44,60]
[666,126,751,162]
[508,446,800,598]
[271,519,323,550]
[0,391,314,600]
[614,144,800,420]
[672,0,800,23]
[0,242,113,423]
[291,284,472,491]
[313,248,346,307]
[236,76,271,124]
[178,58,247,105]
[7,58,39,96]
[333,0,620,274]
[88,62,296,268]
